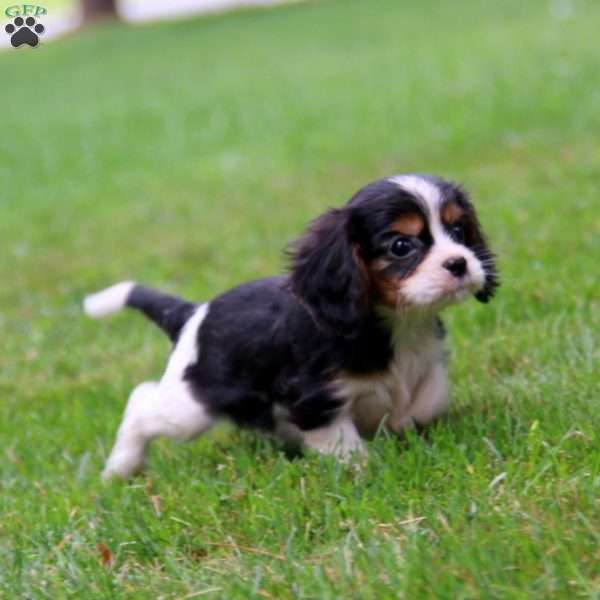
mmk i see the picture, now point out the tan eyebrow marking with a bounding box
[441,200,464,224]
[390,213,424,236]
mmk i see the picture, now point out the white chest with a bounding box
[336,333,447,437]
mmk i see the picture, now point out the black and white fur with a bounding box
[85,174,498,479]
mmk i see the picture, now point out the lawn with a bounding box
[1,0,599,597]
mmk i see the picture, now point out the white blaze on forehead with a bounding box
[388,174,446,233]
[387,175,442,212]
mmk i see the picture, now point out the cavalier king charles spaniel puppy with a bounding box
[85,174,498,479]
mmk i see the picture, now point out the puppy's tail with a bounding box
[83,281,197,343]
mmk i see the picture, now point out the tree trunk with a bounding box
[81,0,118,23]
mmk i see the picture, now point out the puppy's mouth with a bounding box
[394,275,484,311]
[441,276,483,301]
[450,273,481,290]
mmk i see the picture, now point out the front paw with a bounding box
[303,416,366,461]
[387,415,417,436]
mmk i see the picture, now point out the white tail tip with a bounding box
[84,281,135,318]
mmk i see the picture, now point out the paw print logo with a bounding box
[5,16,45,48]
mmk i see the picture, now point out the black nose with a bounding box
[443,256,467,278]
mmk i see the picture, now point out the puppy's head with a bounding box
[289,174,498,335]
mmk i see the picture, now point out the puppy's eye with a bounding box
[450,222,466,243]
[390,237,415,258]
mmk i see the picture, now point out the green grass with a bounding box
[1,0,600,597]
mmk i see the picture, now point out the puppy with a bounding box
[85,174,498,479]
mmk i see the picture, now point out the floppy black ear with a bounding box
[463,202,499,303]
[450,183,499,303]
[467,217,499,303]
[474,257,499,302]
[288,208,368,336]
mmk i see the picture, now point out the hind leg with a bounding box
[102,381,214,480]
